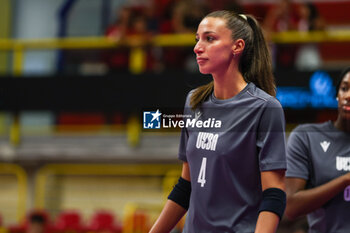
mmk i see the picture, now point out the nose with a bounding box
[194,41,203,55]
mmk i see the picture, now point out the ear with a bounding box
[232,39,245,56]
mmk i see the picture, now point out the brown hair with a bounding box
[190,10,275,109]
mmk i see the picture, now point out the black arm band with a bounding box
[258,188,286,220]
[168,177,191,210]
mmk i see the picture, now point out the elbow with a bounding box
[284,207,297,221]
[284,196,299,220]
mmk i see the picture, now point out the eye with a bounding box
[341,86,349,92]
[206,36,214,42]
[340,83,349,92]
[195,37,199,42]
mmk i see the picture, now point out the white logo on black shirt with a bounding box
[320,141,330,152]
[195,110,202,120]
[196,132,218,151]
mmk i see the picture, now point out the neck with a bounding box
[334,116,350,133]
[212,65,247,100]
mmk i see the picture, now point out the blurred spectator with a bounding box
[222,1,244,15]
[159,0,207,72]
[105,6,132,72]
[128,11,156,72]
[263,0,326,70]
[105,5,159,73]
[128,11,154,39]
[159,0,206,33]
[198,0,242,12]
[105,6,131,41]
[294,2,326,71]
[171,0,205,33]
[173,0,207,72]
[263,0,299,34]
[26,211,49,233]
[263,0,299,69]
[297,2,325,32]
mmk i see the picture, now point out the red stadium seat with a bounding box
[86,211,122,233]
[53,211,83,233]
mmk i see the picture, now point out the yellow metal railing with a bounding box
[0,34,196,50]
[0,163,27,223]
[1,30,350,74]
[1,30,350,50]
[35,163,181,209]
[272,30,350,43]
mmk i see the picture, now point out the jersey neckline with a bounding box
[326,120,350,136]
[210,82,252,104]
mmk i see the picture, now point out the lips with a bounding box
[196,57,208,64]
[342,105,350,111]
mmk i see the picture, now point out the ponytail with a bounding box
[190,10,275,110]
[243,15,275,96]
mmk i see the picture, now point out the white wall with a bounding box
[68,0,103,36]
[13,0,64,75]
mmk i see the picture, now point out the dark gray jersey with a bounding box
[178,83,287,233]
[286,121,350,233]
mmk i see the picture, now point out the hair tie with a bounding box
[239,14,247,21]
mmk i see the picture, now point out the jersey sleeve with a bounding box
[178,127,189,162]
[285,126,310,180]
[257,97,287,171]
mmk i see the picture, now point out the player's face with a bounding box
[337,72,350,120]
[194,17,235,74]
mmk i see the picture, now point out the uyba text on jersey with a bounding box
[196,132,219,151]
[336,156,350,171]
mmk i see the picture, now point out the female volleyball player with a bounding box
[150,10,287,233]
[285,67,350,232]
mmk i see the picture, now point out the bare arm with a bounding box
[285,173,350,220]
[149,162,190,233]
[255,170,285,233]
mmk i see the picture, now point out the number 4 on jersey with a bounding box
[198,157,207,187]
